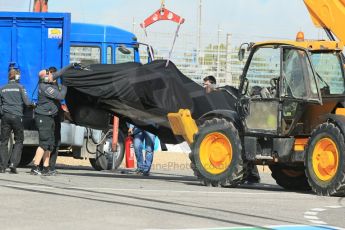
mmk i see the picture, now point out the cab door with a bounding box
[241,45,282,135]
[280,47,322,135]
[241,45,322,135]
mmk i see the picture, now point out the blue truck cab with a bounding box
[70,23,140,65]
[0,12,141,170]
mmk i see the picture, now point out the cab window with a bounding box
[70,46,101,65]
[311,52,345,95]
[107,46,113,64]
[245,46,280,98]
[282,48,318,99]
[116,46,134,64]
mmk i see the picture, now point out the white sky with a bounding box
[0,0,324,45]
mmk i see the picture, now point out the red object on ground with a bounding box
[125,136,135,168]
[33,0,48,12]
[112,116,119,151]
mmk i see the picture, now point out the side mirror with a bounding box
[238,48,245,61]
[118,45,131,55]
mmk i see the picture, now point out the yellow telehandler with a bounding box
[168,0,345,196]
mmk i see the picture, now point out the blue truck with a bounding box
[0,12,147,170]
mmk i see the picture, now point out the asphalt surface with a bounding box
[0,166,344,230]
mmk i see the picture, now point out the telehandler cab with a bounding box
[167,0,345,197]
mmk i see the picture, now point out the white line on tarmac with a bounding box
[304,211,317,215]
[303,205,345,226]
[325,205,343,209]
[311,208,326,212]
[304,215,319,220]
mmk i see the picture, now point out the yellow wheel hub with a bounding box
[199,132,233,175]
[312,138,339,181]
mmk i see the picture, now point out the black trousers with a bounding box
[35,114,55,152]
[0,113,24,169]
[49,115,61,170]
[244,161,261,181]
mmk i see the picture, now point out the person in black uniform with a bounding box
[47,66,62,175]
[0,69,32,173]
[31,64,74,175]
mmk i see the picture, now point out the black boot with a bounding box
[31,165,41,175]
[9,163,18,174]
[243,161,261,184]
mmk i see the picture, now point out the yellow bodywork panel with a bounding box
[254,40,344,51]
[336,108,345,116]
[294,138,309,151]
[304,0,345,46]
[167,109,198,145]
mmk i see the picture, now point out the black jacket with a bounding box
[0,81,31,116]
[35,63,74,116]
[35,83,67,116]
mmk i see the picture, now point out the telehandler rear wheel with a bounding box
[305,123,345,196]
[190,118,243,187]
[269,164,311,191]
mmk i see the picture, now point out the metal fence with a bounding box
[135,30,285,88]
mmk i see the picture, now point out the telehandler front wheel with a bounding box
[190,118,243,187]
[306,123,345,196]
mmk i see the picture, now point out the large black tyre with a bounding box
[269,164,311,191]
[18,146,36,167]
[190,118,243,187]
[89,129,125,171]
[305,123,345,196]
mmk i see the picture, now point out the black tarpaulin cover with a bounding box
[63,60,238,144]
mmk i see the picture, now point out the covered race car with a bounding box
[62,60,238,144]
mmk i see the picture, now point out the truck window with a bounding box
[283,48,318,99]
[116,47,134,63]
[311,52,345,95]
[107,46,113,64]
[245,47,280,97]
[138,45,151,64]
[70,46,101,65]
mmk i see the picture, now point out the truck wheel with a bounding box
[18,147,36,167]
[305,123,345,196]
[89,129,125,171]
[190,118,243,187]
[269,164,311,190]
